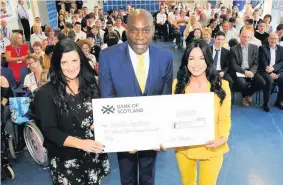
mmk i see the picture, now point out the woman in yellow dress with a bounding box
[172,39,231,185]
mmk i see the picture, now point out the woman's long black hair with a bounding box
[49,38,100,110]
[174,39,226,104]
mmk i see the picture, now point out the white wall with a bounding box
[4,0,34,31]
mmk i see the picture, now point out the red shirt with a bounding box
[6,44,29,81]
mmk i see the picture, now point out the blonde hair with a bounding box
[10,32,22,47]
[33,23,42,33]
[38,69,49,87]
[202,27,212,36]
[26,53,45,69]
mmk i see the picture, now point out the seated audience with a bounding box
[77,39,98,71]
[258,33,283,111]
[30,23,47,46]
[230,29,265,106]
[254,21,269,44]
[74,22,86,42]
[211,31,234,89]
[5,32,30,81]
[24,53,45,92]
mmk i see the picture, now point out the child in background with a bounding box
[32,41,50,69]
[254,21,269,44]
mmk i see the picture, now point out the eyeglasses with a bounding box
[26,61,37,66]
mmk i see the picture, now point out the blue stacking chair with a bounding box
[1,68,25,96]
[1,68,17,89]
[19,67,30,87]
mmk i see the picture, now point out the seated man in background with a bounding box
[230,29,265,106]
[258,33,283,111]
[211,31,234,89]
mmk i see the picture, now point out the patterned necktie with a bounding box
[214,49,220,66]
[21,5,28,19]
[136,54,146,93]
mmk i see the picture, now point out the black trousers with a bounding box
[258,71,283,103]
[233,72,266,97]
[117,150,157,185]
[222,72,234,90]
[155,23,168,40]
[20,18,30,41]
[173,29,181,47]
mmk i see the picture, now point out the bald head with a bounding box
[268,32,279,48]
[127,9,153,27]
[126,9,154,55]
[1,20,7,28]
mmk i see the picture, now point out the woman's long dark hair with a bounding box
[174,40,226,104]
[49,38,99,110]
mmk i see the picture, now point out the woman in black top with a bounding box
[35,39,110,185]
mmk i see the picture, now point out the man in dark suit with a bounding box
[99,9,173,185]
[258,32,283,111]
[230,29,265,106]
[210,31,233,89]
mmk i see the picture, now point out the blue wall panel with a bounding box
[103,0,160,13]
[46,0,58,28]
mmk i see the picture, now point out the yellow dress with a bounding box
[172,79,231,159]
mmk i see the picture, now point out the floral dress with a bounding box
[49,94,110,185]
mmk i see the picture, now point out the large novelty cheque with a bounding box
[92,93,214,153]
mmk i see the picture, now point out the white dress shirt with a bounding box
[75,31,86,41]
[0,38,10,53]
[17,5,29,19]
[114,26,125,39]
[0,27,12,39]
[128,45,150,82]
[30,33,47,46]
[270,47,276,67]
[225,28,239,42]
[213,46,222,71]
[156,13,167,24]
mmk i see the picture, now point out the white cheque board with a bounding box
[92,93,214,153]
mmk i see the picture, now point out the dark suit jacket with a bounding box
[210,46,230,74]
[230,43,258,74]
[99,41,173,98]
[258,44,283,73]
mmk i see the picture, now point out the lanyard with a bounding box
[36,33,43,41]
[34,73,38,84]
[3,28,7,37]
[15,46,21,57]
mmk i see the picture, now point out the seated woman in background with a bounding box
[202,27,214,46]
[30,23,47,46]
[5,32,30,81]
[77,39,98,73]
[58,14,65,30]
[30,17,46,35]
[173,40,231,185]
[24,54,45,92]
[34,38,110,185]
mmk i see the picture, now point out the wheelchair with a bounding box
[9,91,49,167]
[1,106,16,180]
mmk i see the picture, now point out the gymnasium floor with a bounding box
[2,41,283,185]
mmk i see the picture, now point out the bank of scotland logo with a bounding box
[101,105,115,114]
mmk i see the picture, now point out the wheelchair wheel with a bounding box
[5,165,15,179]
[23,121,48,166]
[8,137,16,159]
